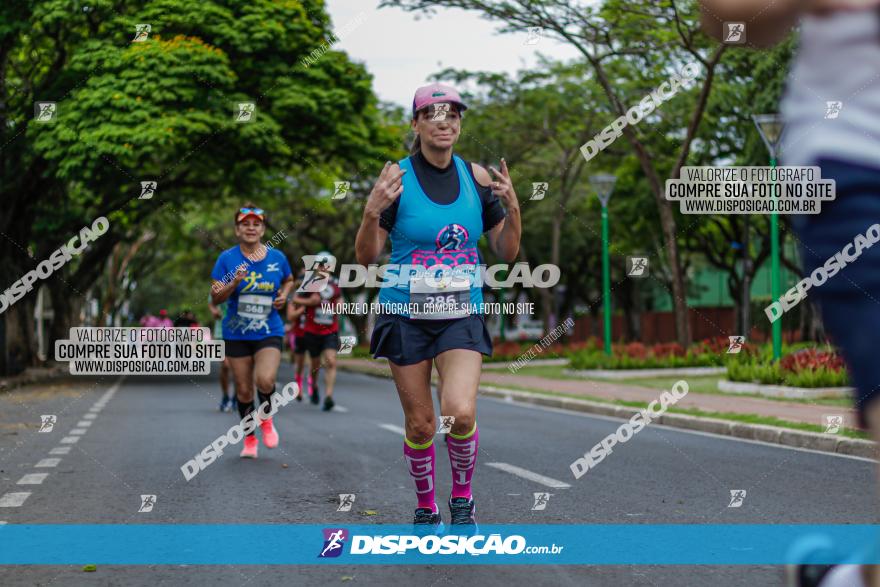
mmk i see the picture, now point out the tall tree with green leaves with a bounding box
[382,0,733,346]
[439,61,611,330]
[0,0,396,372]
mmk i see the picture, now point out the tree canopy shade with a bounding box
[0,0,398,371]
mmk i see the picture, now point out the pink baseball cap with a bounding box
[412,83,468,117]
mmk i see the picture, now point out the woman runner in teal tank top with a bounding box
[355,83,522,530]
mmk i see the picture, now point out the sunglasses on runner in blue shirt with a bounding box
[236,207,265,223]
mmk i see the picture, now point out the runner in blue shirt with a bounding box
[211,204,294,458]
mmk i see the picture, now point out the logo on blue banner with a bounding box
[319,528,348,558]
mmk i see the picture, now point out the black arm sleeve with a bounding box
[481,185,506,233]
[379,199,398,233]
[466,162,506,233]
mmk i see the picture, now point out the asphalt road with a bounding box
[0,362,875,586]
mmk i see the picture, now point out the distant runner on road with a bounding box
[286,273,309,402]
[210,204,293,458]
[295,251,343,412]
[209,297,234,412]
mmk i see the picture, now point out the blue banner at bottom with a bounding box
[0,524,878,565]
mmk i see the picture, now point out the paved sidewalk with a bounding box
[339,357,858,429]
[0,364,68,393]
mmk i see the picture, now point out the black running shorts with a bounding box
[299,331,340,358]
[224,336,283,358]
[370,313,493,366]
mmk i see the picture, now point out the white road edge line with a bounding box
[485,462,571,489]
[49,447,71,455]
[35,458,61,468]
[60,436,79,444]
[480,395,877,464]
[0,493,31,507]
[76,421,92,427]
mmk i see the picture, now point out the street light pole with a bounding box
[601,206,611,355]
[592,174,617,357]
[752,114,785,362]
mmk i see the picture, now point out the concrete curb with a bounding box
[479,384,876,460]
[339,363,876,460]
[718,379,852,399]
[484,358,568,370]
[565,366,726,380]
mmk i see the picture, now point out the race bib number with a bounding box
[237,294,272,320]
[409,273,470,320]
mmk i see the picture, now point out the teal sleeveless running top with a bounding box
[378,154,484,317]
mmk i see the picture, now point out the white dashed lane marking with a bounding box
[0,493,31,508]
[2,377,123,515]
[485,462,572,489]
[17,473,49,485]
[378,423,407,436]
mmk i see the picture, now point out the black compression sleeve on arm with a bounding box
[479,184,506,232]
[466,161,506,232]
[379,199,398,232]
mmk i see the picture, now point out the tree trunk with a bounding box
[536,286,553,334]
[547,212,563,331]
[628,279,643,341]
[0,313,6,375]
[741,217,752,335]
[584,53,694,347]
[809,300,825,342]
[659,203,691,346]
[48,280,81,361]
[5,298,36,373]
[589,301,600,339]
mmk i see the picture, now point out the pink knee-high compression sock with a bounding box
[447,424,478,499]
[403,437,437,512]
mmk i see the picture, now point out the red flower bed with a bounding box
[651,342,687,358]
[780,349,845,373]
[493,341,529,359]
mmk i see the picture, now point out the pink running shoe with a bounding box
[260,417,279,448]
[240,435,258,458]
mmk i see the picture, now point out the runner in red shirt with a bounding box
[286,273,309,402]
[295,252,342,412]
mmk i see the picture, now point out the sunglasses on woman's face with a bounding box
[236,207,265,224]
[419,104,461,123]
